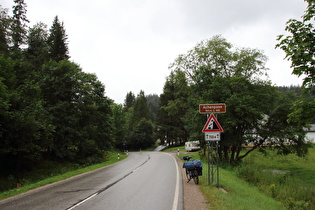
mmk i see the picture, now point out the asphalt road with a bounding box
[0,152,183,210]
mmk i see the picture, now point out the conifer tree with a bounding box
[132,90,150,123]
[123,91,135,111]
[0,6,10,55]
[11,0,29,50]
[47,16,69,61]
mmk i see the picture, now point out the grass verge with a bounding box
[0,151,127,201]
[175,144,315,209]
[176,149,286,210]
[235,145,315,209]
[199,166,286,210]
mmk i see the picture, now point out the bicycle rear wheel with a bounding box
[185,168,191,182]
[193,175,199,184]
[193,170,199,184]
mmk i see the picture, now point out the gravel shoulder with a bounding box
[172,153,210,210]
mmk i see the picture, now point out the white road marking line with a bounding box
[169,154,180,210]
[67,193,98,210]
[66,154,151,210]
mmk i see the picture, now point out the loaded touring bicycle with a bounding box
[182,156,202,184]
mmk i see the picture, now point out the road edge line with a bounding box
[168,153,180,210]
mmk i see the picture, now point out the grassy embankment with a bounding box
[0,150,127,200]
[172,145,315,210]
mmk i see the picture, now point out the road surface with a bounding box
[0,152,183,210]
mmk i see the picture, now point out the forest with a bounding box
[0,0,314,190]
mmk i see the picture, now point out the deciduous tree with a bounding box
[27,22,49,70]
[277,0,315,94]
[277,0,315,129]
[169,36,306,164]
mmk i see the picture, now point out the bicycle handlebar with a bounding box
[182,156,193,161]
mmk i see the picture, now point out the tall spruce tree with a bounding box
[47,16,69,61]
[157,70,189,146]
[0,6,10,55]
[132,90,150,124]
[123,91,135,111]
[11,0,29,51]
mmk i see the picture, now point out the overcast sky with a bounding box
[2,0,308,104]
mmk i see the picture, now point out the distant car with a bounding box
[185,141,201,152]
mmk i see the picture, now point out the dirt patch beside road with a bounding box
[172,153,210,210]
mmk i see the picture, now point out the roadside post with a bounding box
[199,104,225,187]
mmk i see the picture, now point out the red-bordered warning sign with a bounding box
[202,114,224,132]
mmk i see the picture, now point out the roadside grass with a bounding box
[178,151,285,209]
[162,145,185,152]
[235,145,315,209]
[176,147,315,210]
[0,151,127,201]
[199,167,285,210]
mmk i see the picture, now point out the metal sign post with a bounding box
[200,104,225,187]
[207,140,219,187]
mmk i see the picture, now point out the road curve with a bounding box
[0,152,183,210]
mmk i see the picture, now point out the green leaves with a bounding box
[276,1,315,94]
[124,90,156,149]
[165,35,310,164]
[0,3,116,182]
[40,60,113,160]
[288,98,315,125]
[274,1,314,158]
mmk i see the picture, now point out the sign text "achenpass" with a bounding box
[199,104,226,114]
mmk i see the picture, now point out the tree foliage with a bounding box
[146,94,159,123]
[111,103,127,150]
[123,91,135,111]
[115,90,160,150]
[277,0,315,94]
[131,90,150,125]
[0,6,11,55]
[157,70,189,146]
[11,0,29,51]
[47,16,69,62]
[126,90,155,149]
[27,22,49,70]
[0,2,114,186]
[165,35,309,164]
[276,0,315,129]
[39,60,113,161]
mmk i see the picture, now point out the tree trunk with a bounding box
[230,146,236,163]
[223,146,229,162]
[236,146,242,159]
[218,146,222,160]
[16,152,21,188]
